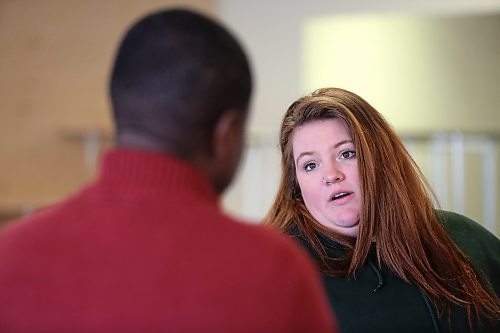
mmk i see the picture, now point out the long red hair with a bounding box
[265,87,499,323]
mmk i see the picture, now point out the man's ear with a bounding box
[208,109,246,193]
[212,109,244,160]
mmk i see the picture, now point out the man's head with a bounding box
[110,8,252,193]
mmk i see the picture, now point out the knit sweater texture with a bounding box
[0,149,336,333]
[292,210,499,333]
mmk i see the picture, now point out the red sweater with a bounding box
[0,149,336,333]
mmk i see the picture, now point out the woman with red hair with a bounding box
[266,87,499,333]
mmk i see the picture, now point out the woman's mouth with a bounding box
[330,192,350,201]
[329,192,353,205]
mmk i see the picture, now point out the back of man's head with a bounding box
[110,8,251,158]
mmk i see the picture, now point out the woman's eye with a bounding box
[304,162,317,172]
[340,150,356,159]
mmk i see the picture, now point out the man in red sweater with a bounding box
[0,8,336,333]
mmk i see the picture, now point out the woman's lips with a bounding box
[329,192,353,205]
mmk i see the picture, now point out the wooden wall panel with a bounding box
[0,0,215,224]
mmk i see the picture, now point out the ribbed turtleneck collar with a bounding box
[95,148,218,204]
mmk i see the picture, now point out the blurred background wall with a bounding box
[0,0,214,222]
[1,0,499,235]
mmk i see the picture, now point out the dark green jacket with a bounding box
[291,210,499,333]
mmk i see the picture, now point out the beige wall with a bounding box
[0,0,214,224]
[300,13,500,234]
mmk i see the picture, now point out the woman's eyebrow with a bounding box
[295,151,313,166]
[334,139,353,148]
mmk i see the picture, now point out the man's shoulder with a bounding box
[0,187,92,255]
[0,203,60,239]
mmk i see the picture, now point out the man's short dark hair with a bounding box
[110,8,252,157]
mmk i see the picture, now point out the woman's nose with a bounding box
[322,164,344,185]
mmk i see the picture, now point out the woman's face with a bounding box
[292,118,361,237]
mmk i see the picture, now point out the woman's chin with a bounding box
[335,224,359,237]
[322,221,359,237]
[315,211,360,236]
[334,213,360,236]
